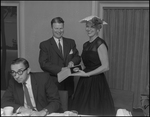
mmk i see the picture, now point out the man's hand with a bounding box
[67,61,74,68]
[61,67,68,71]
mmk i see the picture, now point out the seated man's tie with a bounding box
[23,83,34,110]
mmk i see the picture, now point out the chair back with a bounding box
[110,88,134,112]
[58,90,68,111]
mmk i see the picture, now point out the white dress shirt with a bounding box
[23,75,37,110]
[53,37,64,55]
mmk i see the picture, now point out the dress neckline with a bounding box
[88,37,99,43]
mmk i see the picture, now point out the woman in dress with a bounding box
[71,16,116,116]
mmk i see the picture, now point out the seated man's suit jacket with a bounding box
[1,72,61,113]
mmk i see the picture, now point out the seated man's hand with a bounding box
[30,110,46,116]
[19,106,32,116]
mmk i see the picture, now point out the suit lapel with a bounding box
[30,73,38,103]
[16,83,24,105]
[50,37,64,60]
[63,38,70,59]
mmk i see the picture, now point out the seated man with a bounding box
[1,58,61,116]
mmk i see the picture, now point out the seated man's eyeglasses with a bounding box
[10,67,28,76]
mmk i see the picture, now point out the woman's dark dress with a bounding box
[71,37,116,115]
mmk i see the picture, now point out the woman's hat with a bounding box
[79,15,107,25]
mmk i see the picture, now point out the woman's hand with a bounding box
[71,70,89,77]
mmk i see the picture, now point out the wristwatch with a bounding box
[43,108,49,116]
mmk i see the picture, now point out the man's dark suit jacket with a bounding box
[1,72,61,113]
[39,37,81,96]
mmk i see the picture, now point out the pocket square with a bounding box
[69,49,73,54]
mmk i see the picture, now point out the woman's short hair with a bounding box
[88,17,103,29]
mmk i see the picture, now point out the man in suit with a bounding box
[1,58,61,116]
[39,17,81,108]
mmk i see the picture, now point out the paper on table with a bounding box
[47,111,78,116]
[57,68,71,83]
[47,112,67,116]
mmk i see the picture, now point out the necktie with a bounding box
[23,83,34,110]
[58,39,63,56]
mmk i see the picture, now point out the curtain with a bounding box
[103,7,149,108]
